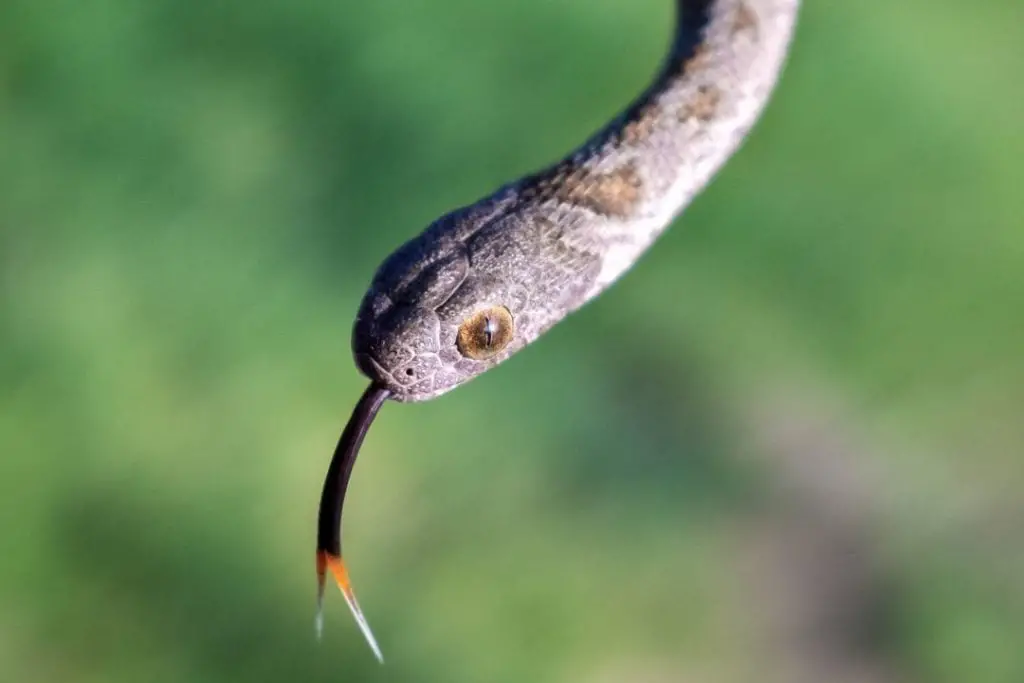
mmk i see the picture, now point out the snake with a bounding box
[314,0,801,661]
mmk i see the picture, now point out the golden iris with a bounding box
[456,306,515,360]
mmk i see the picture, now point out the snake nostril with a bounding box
[405,368,415,376]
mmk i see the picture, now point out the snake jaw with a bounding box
[316,550,384,663]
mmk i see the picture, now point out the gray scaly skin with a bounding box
[353,0,800,402]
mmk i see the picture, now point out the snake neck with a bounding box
[350,0,800,402]
[512,0,800,295]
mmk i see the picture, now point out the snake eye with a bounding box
[456,306,515,360]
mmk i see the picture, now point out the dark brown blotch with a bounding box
[680,43,713,75]
[732,3,759,39]
[679,84,722,122]
[622,101,662,144]
[552,162,644,217]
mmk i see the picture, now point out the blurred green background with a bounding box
[2,0,1022,681]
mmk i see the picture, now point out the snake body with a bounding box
[317,0,801,660]
[353,0,800,403]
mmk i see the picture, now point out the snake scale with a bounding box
[314,0,801,661]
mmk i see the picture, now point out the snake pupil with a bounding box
[456,306,515,360]
[483,317,494,347]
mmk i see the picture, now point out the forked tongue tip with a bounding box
[318,550,384,663]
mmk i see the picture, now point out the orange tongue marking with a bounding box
[315,550,384,663]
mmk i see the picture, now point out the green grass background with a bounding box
[2,0,1022,681]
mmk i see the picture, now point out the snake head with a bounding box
[352,202,540,402]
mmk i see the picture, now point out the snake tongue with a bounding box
[317,550,384,662]
[315,383,390,662]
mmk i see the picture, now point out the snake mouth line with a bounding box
[355,351,415,400]
[355,352,395,385]
[315,382,390,662]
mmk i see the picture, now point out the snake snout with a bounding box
[355,350,456,402]
[352,302,447,401]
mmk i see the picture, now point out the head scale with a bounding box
[350,202,545,402]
